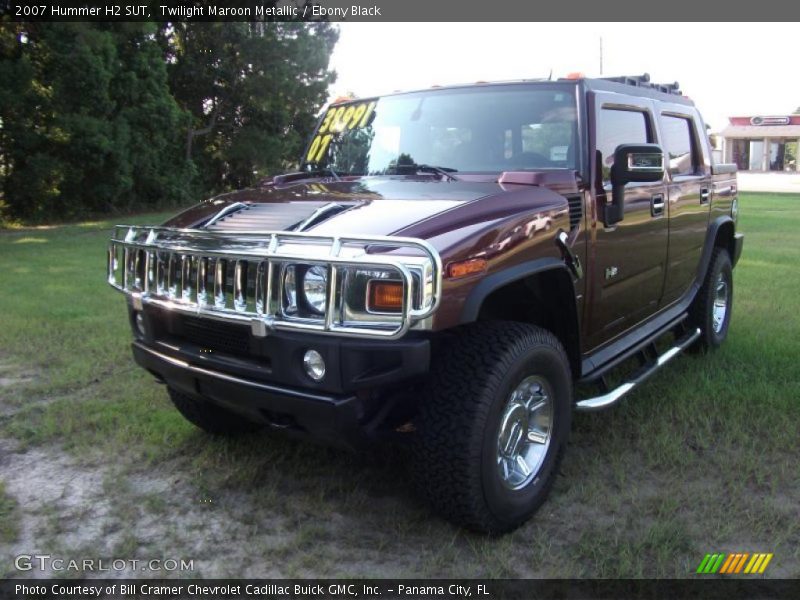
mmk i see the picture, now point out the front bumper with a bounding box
[133,341,367,447]
[134,305,431,395]
[131,305,431,447]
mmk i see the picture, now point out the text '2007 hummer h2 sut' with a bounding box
[108,73,744,533]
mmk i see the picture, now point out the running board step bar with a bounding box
[575,327,701,412]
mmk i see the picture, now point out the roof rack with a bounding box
[599,73,682,96]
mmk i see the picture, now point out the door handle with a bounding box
[700,187,710,204]
[651,194,665,217]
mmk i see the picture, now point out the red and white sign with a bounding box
[750,116,791,126]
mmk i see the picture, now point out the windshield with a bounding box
[302,85,579,175]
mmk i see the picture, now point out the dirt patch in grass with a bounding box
[0,440,240,579]
[0,354,45,424]
[0,435,450,578]
[0,356,37,392]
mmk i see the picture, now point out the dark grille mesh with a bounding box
[567,195,583,230]
[178,315,252,357]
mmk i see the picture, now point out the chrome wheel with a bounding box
[496,376,553,490]
[712,273,729,334]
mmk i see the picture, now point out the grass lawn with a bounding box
[0,194,798,578]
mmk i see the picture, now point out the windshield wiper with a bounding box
[271,167,360,186]
[409,164,460,181]
[302,166,341,181]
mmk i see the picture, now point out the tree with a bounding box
[0,20,338,223]
[161,20,338,192]
[0,22,194,221]
[0,22,65,220]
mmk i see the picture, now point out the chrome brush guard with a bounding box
[108,226,442,340]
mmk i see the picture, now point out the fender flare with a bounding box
[697,216,737,284]
[460,257,581,376]
[460,257,571,323]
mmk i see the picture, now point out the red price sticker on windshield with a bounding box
[306,100,376,163]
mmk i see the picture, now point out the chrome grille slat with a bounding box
[266,262,274,315]
[133,249,144,290]
[233,260,246,312]
[167,254,178,299]
[145,251,155,292]
[107,226,443,340]
[254,261,266,316]
[197,257,208,307]
[214,259,226,309]
[324,266,338,330]
[181,255,194,303]
[122,248,131,290]
[156,252,168,295]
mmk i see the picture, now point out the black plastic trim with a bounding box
[581,301,693,377]
[579,312,688,384]
[132,341,367,449]
[137,305,431,395]
[733,233,744,268]
[460,257,569,323]
[700,216,735,280]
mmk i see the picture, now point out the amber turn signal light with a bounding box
[367,280,404,312]
[447,258,488,279]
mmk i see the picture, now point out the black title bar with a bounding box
[2,579,800,600]
[3,0,800,21]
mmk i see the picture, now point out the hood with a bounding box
[164,173,575,250]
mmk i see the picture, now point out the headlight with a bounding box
[302,265,328,314]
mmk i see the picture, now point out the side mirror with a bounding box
[605,143,665,226]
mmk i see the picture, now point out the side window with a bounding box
[660,115,697,176]
[597,108,650,182]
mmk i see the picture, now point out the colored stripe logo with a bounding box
[696,553,773,574]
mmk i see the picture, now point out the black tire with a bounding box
[690,248,733,351]
[412,322,572,534]
[167,387,261,435]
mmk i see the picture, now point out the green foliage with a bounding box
[0,23,192,221]
[0,481,20,544]
[163,21,338,191]
[0,21,338,223]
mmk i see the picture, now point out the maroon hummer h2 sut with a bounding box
[108,73,744,533]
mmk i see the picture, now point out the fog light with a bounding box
[303,349,326,381]
[134,311,146,338]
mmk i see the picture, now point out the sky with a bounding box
[327,22,800,132]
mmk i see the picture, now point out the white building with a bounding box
[720,115,800,172]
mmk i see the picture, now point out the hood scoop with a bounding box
[203,201,353,232]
